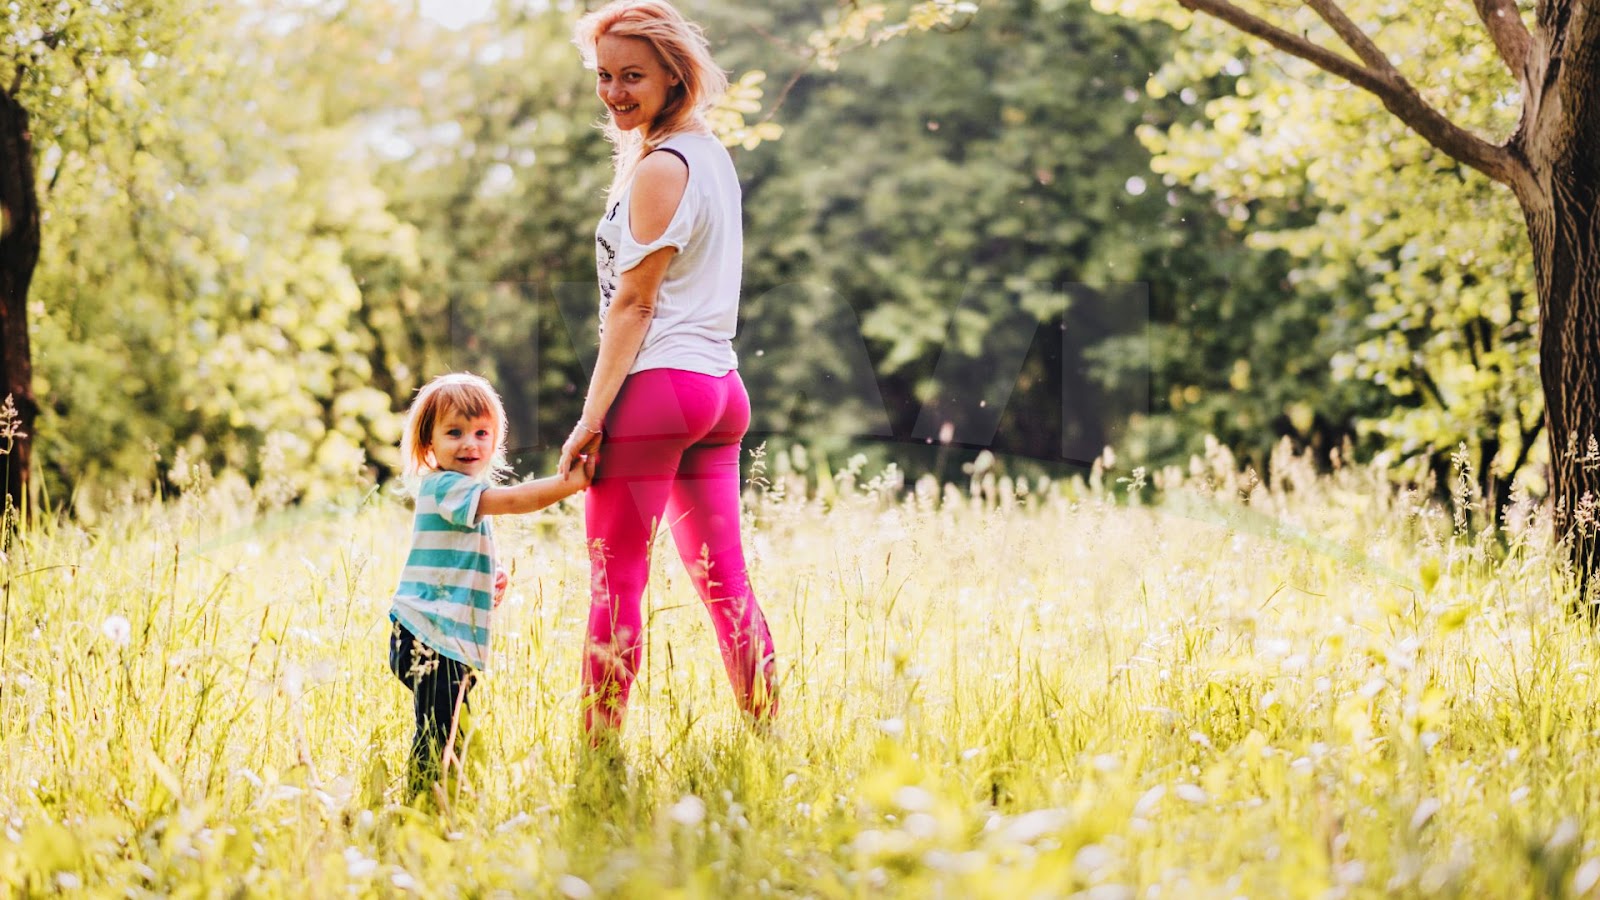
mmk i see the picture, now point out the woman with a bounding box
[561,0,778,739]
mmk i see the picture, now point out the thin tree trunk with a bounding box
[0,88,39,521]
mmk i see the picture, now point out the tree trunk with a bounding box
[1514,4,1600,598]
[1519,194,1600,597]
[0,88,39,521]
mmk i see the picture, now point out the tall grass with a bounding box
[2,442,1598,898]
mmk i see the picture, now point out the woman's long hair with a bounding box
[573,0,728,197]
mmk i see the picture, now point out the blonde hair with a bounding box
[399,372,510,485]
[573,0,728,196]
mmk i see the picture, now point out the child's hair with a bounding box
[399,372,511,484]
[572,0,729,197]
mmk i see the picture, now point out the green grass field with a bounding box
[3,445,1598,898]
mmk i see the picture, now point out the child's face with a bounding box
[429,408,497,479]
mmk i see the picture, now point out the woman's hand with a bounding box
[559,420,603,478]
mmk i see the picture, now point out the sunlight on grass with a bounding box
[2,442,1598,897]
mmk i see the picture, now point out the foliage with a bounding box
[722,0,1389,475]
[15,0,420,508]
[10,0,1430,507]
[1091,0,1541,498]
[2,454,1597,894]
[8,0,1006,503]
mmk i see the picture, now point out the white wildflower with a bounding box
[904,813,939,840]
[344,847,377,879]
[1573,859,1600,896]
[1409,798,1441,833]
[101,615,132,647]
[892,786,934,812]
[667,795,706,827]
[1000,808,1070,845]
[1133,785,1166,817]
[557,875,594,899]
[1075,843,1115,875]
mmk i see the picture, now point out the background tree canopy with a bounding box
[1094,0,1542,510]
[4,0,1542,515]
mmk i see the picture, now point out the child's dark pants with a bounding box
[388,622,476,799]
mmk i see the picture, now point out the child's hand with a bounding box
[493,567,509,608]
[569,454,596,490]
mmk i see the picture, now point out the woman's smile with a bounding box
[595,33,676,133]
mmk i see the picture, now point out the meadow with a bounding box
[3,442,1600,898]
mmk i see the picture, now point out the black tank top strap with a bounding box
[647,146,689,171]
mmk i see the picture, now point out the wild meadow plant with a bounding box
[1,440,1598,897]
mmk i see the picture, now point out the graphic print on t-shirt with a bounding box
[596,200,620,337]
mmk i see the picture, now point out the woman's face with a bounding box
[595,34,678,134]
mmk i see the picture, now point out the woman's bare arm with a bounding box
[559,151,689,475]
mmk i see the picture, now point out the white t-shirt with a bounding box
[594,132,742,376]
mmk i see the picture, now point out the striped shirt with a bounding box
[389,470,496,670]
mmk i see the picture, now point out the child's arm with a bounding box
[478,466,590,517]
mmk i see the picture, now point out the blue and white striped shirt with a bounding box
[389,471,496,670]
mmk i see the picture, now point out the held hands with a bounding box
[493,566,509,609]
[564,452,596,491]
[558,419,603,481]
[477,450,595,516]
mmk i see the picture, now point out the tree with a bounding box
[1099,0,1600,588]
[0,78,38,517]
[1,3,187,514]
[1116,8,1538,512]
[722,0,1384,478]
[359,0,997,464]
[14,0,427,508]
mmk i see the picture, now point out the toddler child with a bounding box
[388,372,590,801]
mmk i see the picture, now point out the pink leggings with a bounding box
[583,368,777,734]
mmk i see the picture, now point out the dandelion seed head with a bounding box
[101,615,132,648]
[344,847,378,879]
[557,875,594,899]
[1075,843,1115,875]
[667,795,706,827]
[893,786,934,813]
[903,813,939,840]
[1000,808,1070,845]
[1574,859,1600,896]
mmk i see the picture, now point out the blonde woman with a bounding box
[561,0,778,739]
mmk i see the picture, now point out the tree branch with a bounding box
[1471,0,1532,76]
[757,65,811,127]
[1175,0,1521,185]
[1176,0,1386,92]
[1302,0,1395,74]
